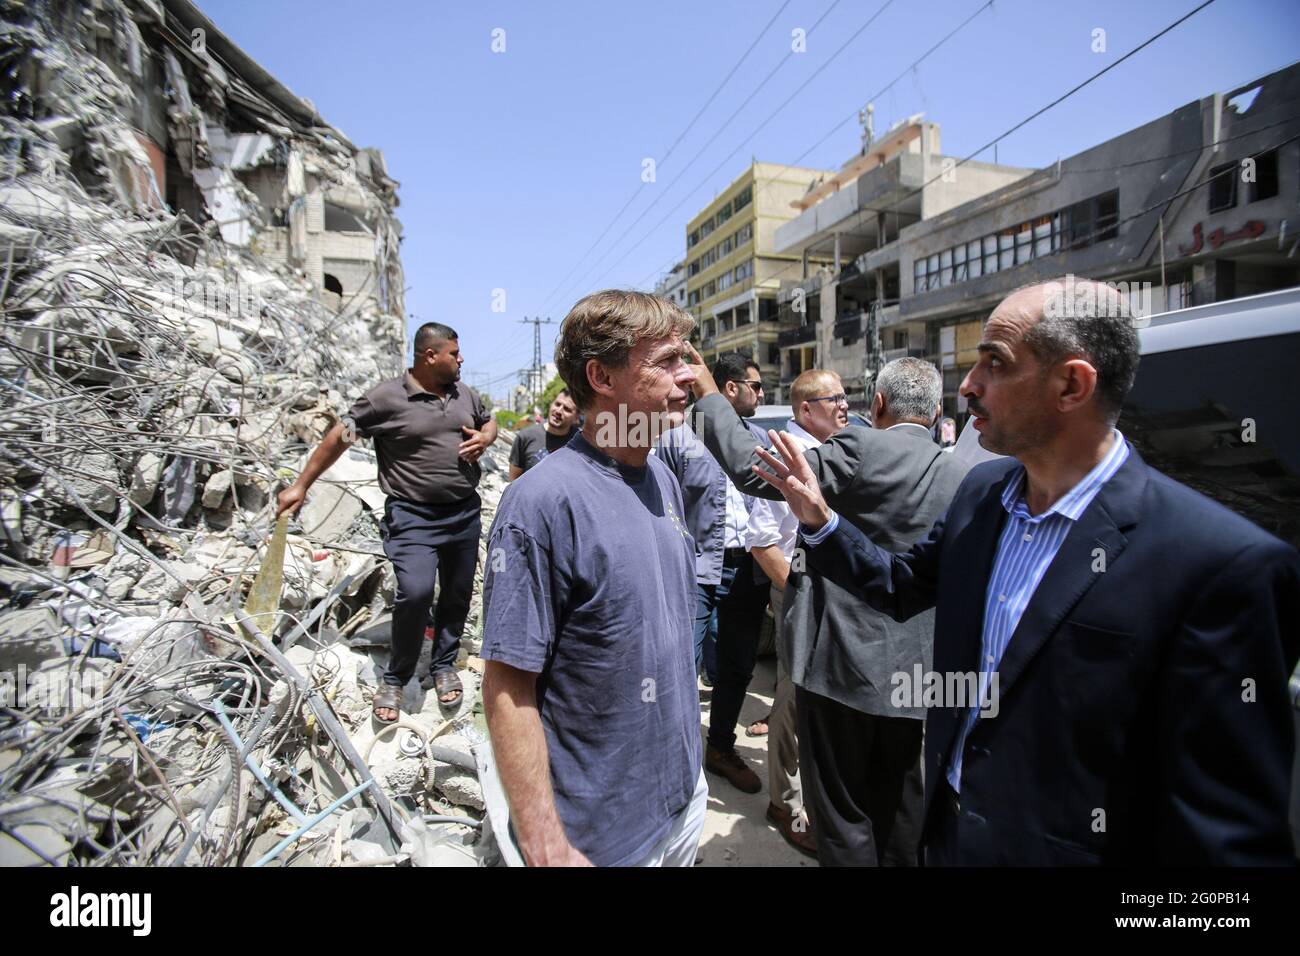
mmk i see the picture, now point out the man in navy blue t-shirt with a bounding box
[481,290,706,867]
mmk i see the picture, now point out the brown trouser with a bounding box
[767,584,803,815]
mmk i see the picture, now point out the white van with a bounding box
[1127,287,1300,856]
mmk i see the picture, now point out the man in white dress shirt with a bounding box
[743,369,849,856]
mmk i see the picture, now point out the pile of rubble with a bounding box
[0,0,517,866]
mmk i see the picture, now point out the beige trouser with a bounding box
[767,583,803,815]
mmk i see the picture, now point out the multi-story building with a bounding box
[654,261,688,311]
[29,0,407,322]
[770,117,1030,404]
[898,63,1300,419]
[688,162,835,392]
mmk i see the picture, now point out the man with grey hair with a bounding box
[872,357,943,429]
[687,350,968,866]
[480,290,706,867]
[753,276,1300,865]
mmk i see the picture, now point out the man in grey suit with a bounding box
[686,351,968,866]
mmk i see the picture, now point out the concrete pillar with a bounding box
[833,232,841,272]
[802,247,809,280]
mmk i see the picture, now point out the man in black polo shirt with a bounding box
[278,322,497,722]
[507,388,578,480]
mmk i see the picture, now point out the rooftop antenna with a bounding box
[859,102,875,152]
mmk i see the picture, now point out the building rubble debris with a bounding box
[0,0,518,866]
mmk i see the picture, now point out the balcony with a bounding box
[778,323,818,347]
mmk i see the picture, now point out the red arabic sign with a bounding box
[1178,220,1265,256]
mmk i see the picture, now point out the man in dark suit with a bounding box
[750,277,1300,865]
[686,354,968,865]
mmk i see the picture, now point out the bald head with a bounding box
[990,277,1140,423]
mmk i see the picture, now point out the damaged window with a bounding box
[324,202,370,233]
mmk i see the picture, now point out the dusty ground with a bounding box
[696,654,814,867]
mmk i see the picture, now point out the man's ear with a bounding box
[1057,358,1099,414]
[585,358,618,401]
[872,391,886,422]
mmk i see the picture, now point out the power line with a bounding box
[1057,110,1300,174]
[518,315,556,410]
[536,0,800,313]
[881,0,1222,225]
[541,0,857,314]
[678,0,1223,308]
[628,0,997,292]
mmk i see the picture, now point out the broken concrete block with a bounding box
[289,380,321,409]
[201,469,233,509]
[129,452,164,505]
[0,823,72,866]
[0,221,38,262]
[42,449,120,514]
[375,758,423,798]
[130,560,206,603]
[313,449,385,511]
[0,607,62,672]
[299,483,363,541]
[185,319,243,358]
[432,765,485,812]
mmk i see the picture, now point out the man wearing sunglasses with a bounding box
[656,352,771,795]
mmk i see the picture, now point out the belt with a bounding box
[722,547,748,563]
[387,492,479,513]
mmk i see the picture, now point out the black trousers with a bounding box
[706,549,771,753]
[379,494,481,687]
[923,782,964,866]
[795,686,924,866]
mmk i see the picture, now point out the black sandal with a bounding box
[434,670,463,707]
[372,684,401,723]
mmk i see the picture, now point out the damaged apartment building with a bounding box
[0,1,514,868]
[7,0,406,315]
[769,65,1300,413]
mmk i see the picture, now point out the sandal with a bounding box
[372,684,401,724]
[745,714,771,737]
[434,670,463,708]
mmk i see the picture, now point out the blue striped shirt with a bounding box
[946,431,1130,792]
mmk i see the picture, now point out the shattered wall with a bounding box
[0,1,510,867]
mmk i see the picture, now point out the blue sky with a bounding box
[198,0,1300,405]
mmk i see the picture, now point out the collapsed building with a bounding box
[0,0,513,866]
